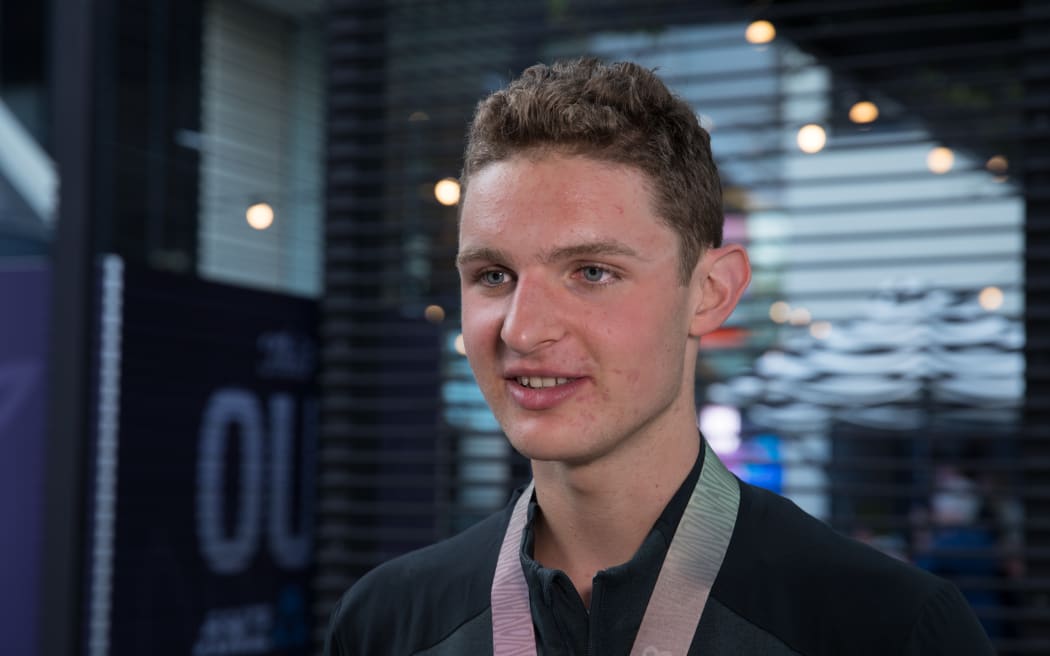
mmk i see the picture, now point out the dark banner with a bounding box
[0,262,49,656]
[86,257,318,656]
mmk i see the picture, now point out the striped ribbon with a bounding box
[491,441,740,655]
[491,479,538,655]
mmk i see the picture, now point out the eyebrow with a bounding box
[456,247,507,269]
[540,240,642,263]
[456,240,643,269]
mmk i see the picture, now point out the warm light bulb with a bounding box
[797,124,827,154]
[424,304,446,323]
[849,101,879,124]
[979,286,1004,311]
[927,147,954,174]
[745,20,776,45]
[434,178,461,206]
[788,307,812,325]
[769,301,791,323]
[810,321,832,339]
[454,333,467,356]
[246,202,274,230]
[986,155,1008,175]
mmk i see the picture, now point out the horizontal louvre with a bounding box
[317,0,1050,652]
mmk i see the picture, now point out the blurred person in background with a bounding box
[914,465,1006,640]
[325,58,993,655]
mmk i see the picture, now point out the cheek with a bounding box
[461,304,503,359]
[604,293,688,371]
[605,294,674,341]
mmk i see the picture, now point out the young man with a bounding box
[325,59,993,655]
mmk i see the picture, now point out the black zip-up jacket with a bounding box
[325,448,993,655]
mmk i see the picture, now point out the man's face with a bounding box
[457,153,704,466]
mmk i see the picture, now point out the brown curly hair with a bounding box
[461,58,723,283]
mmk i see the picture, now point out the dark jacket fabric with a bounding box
[325,449,994,656]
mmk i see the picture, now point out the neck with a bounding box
[529,426,700,607]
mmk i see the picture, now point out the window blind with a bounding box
[317,1,1050,651]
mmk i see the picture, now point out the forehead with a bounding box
[458,153,671,253]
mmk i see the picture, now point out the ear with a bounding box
[688,244,751,338]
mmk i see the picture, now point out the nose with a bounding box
[500,274,565,354]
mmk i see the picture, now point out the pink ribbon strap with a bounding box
[630,446,739,655]
[491,480,538,656]
[491,442,740,656]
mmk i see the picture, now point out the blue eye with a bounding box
[481,270,506,286]
[581,266,606,283]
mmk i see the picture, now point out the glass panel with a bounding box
[197,0,326,297]
[355,2,1028,643]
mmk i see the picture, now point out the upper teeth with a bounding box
[517,376,570,388]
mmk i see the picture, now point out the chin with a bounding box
[505,429,562,459]
[504,429,605,466]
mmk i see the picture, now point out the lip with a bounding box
[505,376,587,411]
[504,366,581,379]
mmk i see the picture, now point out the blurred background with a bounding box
[1,0,1048,654]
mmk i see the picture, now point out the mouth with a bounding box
[514,376,575,389]
[506,374,585,411]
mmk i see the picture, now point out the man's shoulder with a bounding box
[352,501,510,599]
[324,492,517,656]
[741,482,940,594]
[710,481,992,655]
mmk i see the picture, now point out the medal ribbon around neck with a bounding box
[490,441,740,656]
